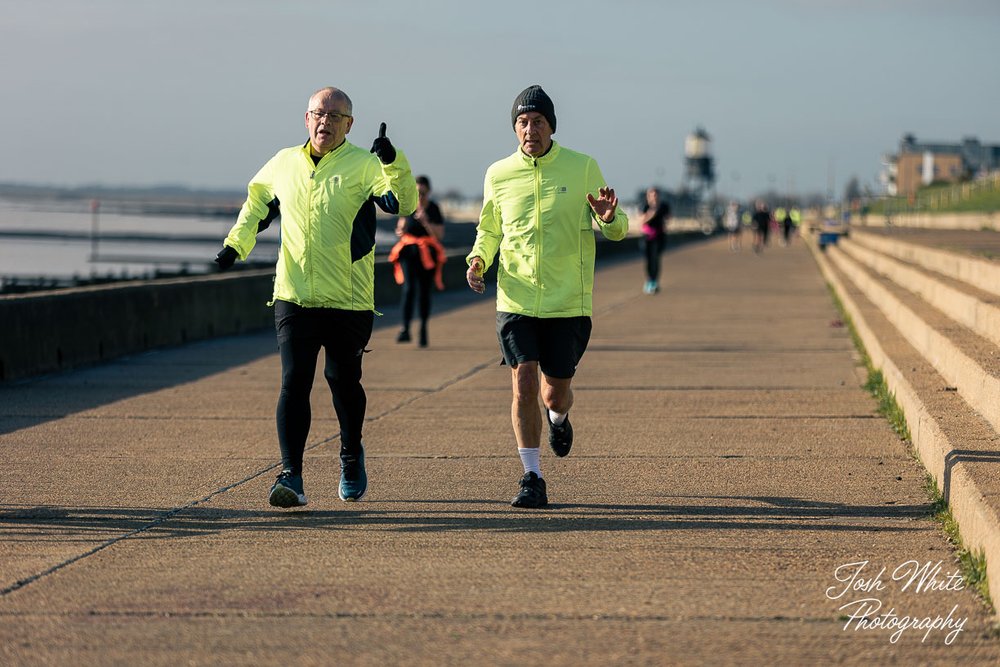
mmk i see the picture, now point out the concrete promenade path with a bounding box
[2,236,998,665]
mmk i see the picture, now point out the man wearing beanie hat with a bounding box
[466,84,629,509]
[511,85,557,133]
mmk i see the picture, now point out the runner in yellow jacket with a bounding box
[221,121,416,311]
[215,86,416,509]
[466,85,628,508]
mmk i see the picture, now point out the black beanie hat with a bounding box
[511,85,556,132]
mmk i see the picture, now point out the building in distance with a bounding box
[882,133,1000,197]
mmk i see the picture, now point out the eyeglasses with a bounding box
[308,109,351,123]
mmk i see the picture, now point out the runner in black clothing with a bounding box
[637,187,670,294]
[751,200,771,254]
[394,175,445,347]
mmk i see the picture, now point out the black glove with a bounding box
[214,245,238,270]
[370,122,396,164]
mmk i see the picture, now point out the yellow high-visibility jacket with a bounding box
[224,139,416,310]
[468,142,628,317]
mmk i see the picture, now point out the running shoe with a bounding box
[511,471,548,508]
[269,469,307,508]
[339,444,368,501]
[547,412,573,457]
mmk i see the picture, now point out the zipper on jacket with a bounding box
[532,158,543,316]
[307,153,318,303]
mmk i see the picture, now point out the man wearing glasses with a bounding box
[466,85,628,508]
[215,86,417,508]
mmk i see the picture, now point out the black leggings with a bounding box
[399,245,434,330]
[274,302,373,475]
[641,236,663,282]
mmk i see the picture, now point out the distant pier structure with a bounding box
[684,127,715,198]
[683,127,717,230]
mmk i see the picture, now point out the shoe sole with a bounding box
[269,486,307,508]
[511,498,549,508]
[339,484,367,502]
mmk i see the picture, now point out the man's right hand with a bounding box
[215,245,238,270]
[467,257,485,294]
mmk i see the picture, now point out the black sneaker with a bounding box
[339,444,368,501]
[396,329,411,343]
[511,471,548,508]
[547,412,573,457]
[269,469,307,508]
[418,326,428,348]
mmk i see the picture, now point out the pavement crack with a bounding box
[364,356,498,424]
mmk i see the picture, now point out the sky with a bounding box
[1,0,999,202]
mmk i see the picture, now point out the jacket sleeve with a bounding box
[467,172,502,270]
[588,159,629,241]
[372,149,417,217]
[224,156,277,260]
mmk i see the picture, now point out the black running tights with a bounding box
[276,337,367,475]
[399,247,434,330]
[641,236,663,282]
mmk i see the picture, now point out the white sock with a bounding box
[548,409,567,426]
[518,448,542,478]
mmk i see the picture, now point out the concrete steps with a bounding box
[843,235,1000,348]
[849,228,1000,298]
[834,236,1000,432]
[808,227,1000,610]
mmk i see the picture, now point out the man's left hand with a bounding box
[370,122,397,164]
[587,187,618,223]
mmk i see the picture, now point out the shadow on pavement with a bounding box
[942,449,1000,504]
[0,495,932,541]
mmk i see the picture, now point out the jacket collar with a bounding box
[517,140,560,165]
[302,138,351,163]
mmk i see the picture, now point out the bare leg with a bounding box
[511,362,542,449]
[540,373,573,415]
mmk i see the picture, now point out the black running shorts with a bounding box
[496,312,592,379]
